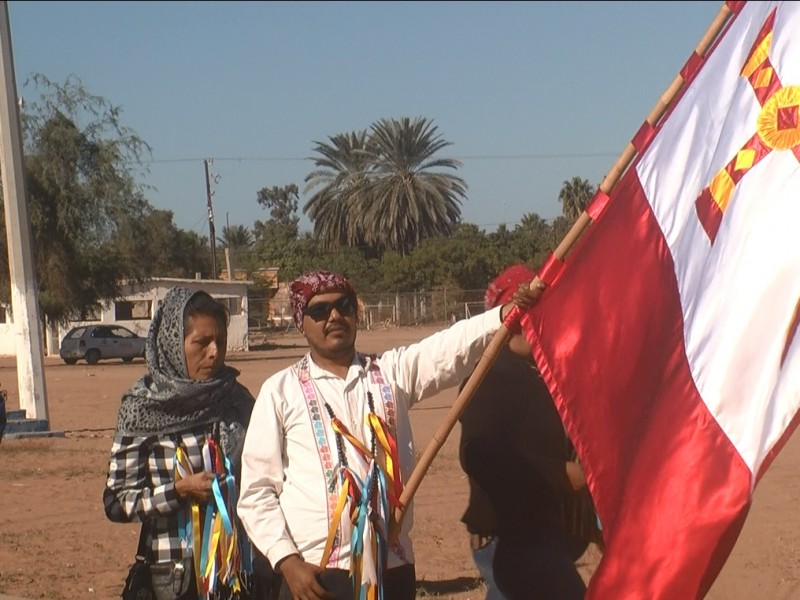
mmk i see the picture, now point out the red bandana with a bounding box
[289,270,356,332]
[484,264,536,333]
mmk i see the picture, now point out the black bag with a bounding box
[122,556,154,600]
[122,522,193,600]
[149,559,193,600]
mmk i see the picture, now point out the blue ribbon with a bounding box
[212,474,233,535]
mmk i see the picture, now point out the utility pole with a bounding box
[204,158,217,279]
[0,1,49,421]
[224,211,235,281]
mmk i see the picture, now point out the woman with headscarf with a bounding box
[103,286,269,599]
[458,264,601,600]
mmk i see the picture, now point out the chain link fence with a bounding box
[357,289,487,329]
[248,288,489,334]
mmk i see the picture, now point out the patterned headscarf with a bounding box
[115,286,254,458]
[289,270,357,332]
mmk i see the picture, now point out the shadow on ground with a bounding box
[415,576,483,596]
[246,341,305,352]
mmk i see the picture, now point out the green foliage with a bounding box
[408,223,494,291]
[0,74,155,323]
[249,116,599,296]
[304,117,465,257]
[218,223,256,273]
[364,117,466,256]
[304,131,373,253]
[219,224,255,251]
[377,250,427,292]
[502,212,558,269]
[115,209,212,279]
[1,72,598,326]
[558,176,596,222]
[255,184,300,239]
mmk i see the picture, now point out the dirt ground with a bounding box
[1,325,799,600]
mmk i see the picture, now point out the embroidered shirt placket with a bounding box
[296,353,409,569]
[295,358,342,565]
[366,357,409,564]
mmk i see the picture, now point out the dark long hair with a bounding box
[183,291,229,335]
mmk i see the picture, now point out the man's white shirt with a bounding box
[237,306,503,571]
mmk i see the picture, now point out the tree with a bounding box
[512,212,555,267]
[253,184,309,281]
[173,228,212,278]
[217,223,256,274]
[253,184,299,261]
[363,117,466,256]
[255,184,300,242]
[410,223,495,291]
[558,176,595,223]
[219,224,255,253]
[304,131,373,251]
[0,74,154,323]
[304,118,466,257]
[112,209,212,279]
[256,183,300,238]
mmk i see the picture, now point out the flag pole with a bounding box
[392,0,738,534]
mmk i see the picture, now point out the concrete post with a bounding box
[0,1,49,420]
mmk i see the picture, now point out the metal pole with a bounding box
[204,158,217,279]
[0,1,49,420]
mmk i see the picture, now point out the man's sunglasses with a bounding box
[304,295,356,322]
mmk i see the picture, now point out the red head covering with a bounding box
[484,263,536,309]
[289,270,357,332]
[484,264,536,333]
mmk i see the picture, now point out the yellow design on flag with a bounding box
[694,7,800,243]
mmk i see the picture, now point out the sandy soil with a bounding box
[1,325,799,599]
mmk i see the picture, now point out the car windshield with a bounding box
[66,328,87,339]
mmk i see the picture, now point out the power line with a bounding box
[140,151,616,165]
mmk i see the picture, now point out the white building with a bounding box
[0,277,251,358]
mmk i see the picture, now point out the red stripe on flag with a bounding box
[726,1,746,15]
[680,51,703,83]
[695,187,724,242]
[521,171,752,599]
[631,121,656,154]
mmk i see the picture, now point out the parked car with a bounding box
[59,325,147,365]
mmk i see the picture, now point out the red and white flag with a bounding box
[522,2,800,597]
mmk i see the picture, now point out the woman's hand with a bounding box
[174,471,217,503]
[566,461,587,492]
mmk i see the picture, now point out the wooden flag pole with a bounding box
[392,0,737,534]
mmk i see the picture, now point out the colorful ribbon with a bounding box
[173,436,252,599]
[319,412,403,600]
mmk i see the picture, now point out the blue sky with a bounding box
[7,0,722,237]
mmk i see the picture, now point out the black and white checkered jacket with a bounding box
[103,423,213,562]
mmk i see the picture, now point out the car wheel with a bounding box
[85,349,101,365]
[63,358,78,365]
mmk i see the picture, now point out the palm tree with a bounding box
[364,117,466,255]
[218,224,254,252]
[304,131,373,251]
[558,176,596,223]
